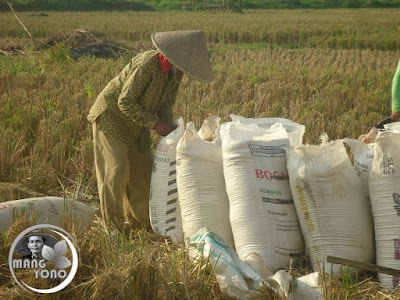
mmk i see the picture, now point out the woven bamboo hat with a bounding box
[151,30,214,83]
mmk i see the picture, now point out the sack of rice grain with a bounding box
[343,138,374,207]
[149,118,184,243]
[286,137,375,275]
[0,197,95,232]
[176,117,234,246]
[230,114,305,147]
[221,120,304,272]
[369,131,400,291]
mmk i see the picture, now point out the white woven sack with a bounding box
[369,131,400,291]
[176,117,234,246]
[343,138,374,207]
[149,118,184,243]
[230,114,305,146]
[384,122,400,133]
[286,138,374,275]
[221,121,304,272]
[0,197,95,232]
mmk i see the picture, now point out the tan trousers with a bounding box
[92,122,153,229]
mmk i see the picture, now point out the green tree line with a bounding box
[1,0,400,12]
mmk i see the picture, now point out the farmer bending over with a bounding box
[87,30,214,230]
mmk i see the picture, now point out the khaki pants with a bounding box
[92,122,153,229]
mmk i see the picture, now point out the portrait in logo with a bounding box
[9,224,79,294]
[15,232,58,260]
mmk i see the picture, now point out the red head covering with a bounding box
[159,53,172,73]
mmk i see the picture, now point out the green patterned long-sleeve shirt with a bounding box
[392,58,400,113]
[87,50,183,151]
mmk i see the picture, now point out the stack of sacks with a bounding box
[286,135,375,275]
[221,115,305,273]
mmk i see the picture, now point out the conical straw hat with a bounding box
[151,30,214,83]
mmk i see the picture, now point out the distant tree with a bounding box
[344,0,362,7]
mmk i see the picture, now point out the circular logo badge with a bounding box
[8,224,79,294]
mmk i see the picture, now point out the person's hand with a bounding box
[391,111,400,122]
[154,119,176,136]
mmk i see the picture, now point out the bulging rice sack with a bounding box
[176,117,234,246]
[343,138,374,207]
[286,137,374,275]
[369,131,400,291]
[230,114,305,147]
[0,197,95,232]
[149,118,184,243]
[221,121,304,272]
